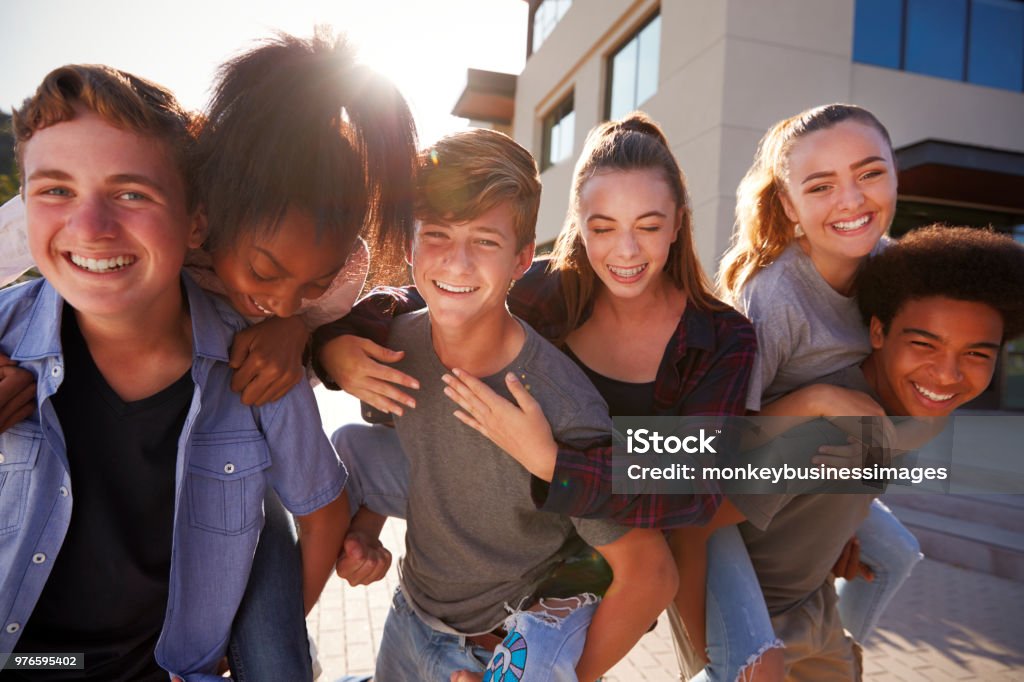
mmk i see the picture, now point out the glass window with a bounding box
[853,0,904,68]
[905,0,968,79]
[532,0,573,54]
[968,0,1024,89]
[607,14,662,120]
[541,93,575,171]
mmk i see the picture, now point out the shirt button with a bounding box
[60,486,69,497]
[223,463,236,474]
[51,365,62,377]
[32,553,46,564]
[5,622,19,634]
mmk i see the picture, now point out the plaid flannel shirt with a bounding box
[313,259,756,528]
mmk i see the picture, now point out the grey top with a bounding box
[390,310,628,634]
[737,239,887,411]
[732,364,879,615]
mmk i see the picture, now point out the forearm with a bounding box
[297,492,348,614]
[535,442,721,527]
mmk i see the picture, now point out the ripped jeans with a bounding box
[671,499,921,681]
[332,424,600,681]
[375,588,598,682]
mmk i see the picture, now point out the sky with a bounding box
[0,0,527,145]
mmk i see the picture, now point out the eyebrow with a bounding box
[901,327,1001,350]
[800,156,888,185]
[586,210,667,222]
[26,169,168,193]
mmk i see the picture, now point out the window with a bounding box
[532,0,573,54]
[607,13,661,120]
[853,0,1024,92]
[541,93,575,170]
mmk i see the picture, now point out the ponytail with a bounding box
[195,28,417,282]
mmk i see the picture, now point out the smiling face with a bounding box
[23,110,202,324]
[780,120,897,267]
[210,207,349,319]
[576,168,680,300]
[866,297,1003,417]
[411,202,534,333]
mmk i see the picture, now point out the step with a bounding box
[883,493,1024,534]
[886,505,1024,582]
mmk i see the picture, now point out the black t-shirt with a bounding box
[565,346,655,417]
[4,306,193,682]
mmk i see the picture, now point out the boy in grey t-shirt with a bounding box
[328,130,676,681]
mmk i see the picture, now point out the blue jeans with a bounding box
[227,489,312,681]
[670,524,781,682]
[331,423,410,519]
[835,498,922,641]
[376,588,597,682]
[676,500,921,681]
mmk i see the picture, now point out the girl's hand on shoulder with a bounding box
[229,316,309,406]
[0,353,35,432]
[318,335,419,415]
[442,369,557,480]
[450,671,484,682]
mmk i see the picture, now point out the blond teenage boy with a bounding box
[327,129,677,682]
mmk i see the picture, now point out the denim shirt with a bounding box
[0,274,346,681]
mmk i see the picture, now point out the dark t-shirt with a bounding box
[5,306,192,682]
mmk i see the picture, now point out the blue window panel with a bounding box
[905,0,968,79]
[853,0,904,68]
[968,0,1024,90]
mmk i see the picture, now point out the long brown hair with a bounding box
[717,104,893,303]
[549,112,722,337]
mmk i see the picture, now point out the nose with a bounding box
[931,351,963,386]
[837,181,865,212]
[615,231,641,259]
[68,195,118,240]
[267,285,303,318]
[444,239,474,273]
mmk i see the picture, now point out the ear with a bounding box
[513,242,536,280]
[187,206,208,250]
[869,316,886,350]
[779,190,799,226]
[672,206,684,243]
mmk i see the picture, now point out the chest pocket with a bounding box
[187,432,271,535]
[0,425,42,536]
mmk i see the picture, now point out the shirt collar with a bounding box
[11,273,237,364]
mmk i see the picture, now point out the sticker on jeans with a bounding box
[484,629,527,682]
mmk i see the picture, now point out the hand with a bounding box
[0,354,35,433]
[319,335,419,415]
[442,369,557,480]
[813,435,870,469]
[334,528,392,587]
[450,671,484,682]
[229,316,309,406]
[831,536,875,582]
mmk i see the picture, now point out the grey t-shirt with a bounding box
[737,240,887,411]
[390,310,628,634]
[732,364,878,615]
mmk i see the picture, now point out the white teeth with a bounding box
[913,383,954,402]
[832,215,870,231]
[608,263,647,277]
[70,253,135,273]
[249,297,274,315]
[434,280,478,293]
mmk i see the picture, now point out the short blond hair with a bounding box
[416,128,540,251]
